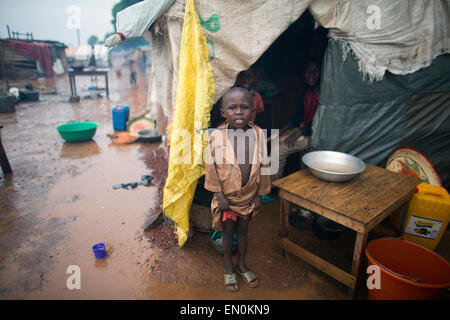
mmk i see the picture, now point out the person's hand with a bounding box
[252,196,262,210]
[216,192,230,212]
[285,130,301,147]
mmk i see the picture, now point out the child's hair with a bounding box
[222,86,253,106]
[234,69,256,88]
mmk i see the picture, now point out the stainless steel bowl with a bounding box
[302,151,366,182]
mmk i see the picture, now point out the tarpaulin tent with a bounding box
[108,0,450,246]
[68,45,110,67]
[313,38,450,189]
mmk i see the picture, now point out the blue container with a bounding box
[92,243,107,259]
[112,105,129,131]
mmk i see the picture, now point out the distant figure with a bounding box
[88,45,97,85]
[133,48,146,77]
[129,59,136,88]
[88,45,96,67]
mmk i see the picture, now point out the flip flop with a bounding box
[224,273,239,292]
[238,270,259,288]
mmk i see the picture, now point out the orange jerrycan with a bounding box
[402,183,450,250]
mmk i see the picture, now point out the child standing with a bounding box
[204,87,271,291]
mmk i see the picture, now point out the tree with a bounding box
[87,35,98,46]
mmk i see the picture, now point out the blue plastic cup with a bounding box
[92,243,107,259]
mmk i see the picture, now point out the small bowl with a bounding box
[302,150,366,182]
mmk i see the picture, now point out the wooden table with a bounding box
[68,68,110,99]
[272,164,420,298]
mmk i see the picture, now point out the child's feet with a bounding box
[237,269,259,288]
[237,265,259,288]
[224,273,239,292]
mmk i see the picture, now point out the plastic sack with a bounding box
[53,59,65,75]
[209,230,238,255]
[162,0,215,247]
[104,0,175,48]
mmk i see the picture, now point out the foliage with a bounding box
[87,35,98,46]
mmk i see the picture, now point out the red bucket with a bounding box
[366,238,450,300]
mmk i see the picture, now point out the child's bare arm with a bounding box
[251,195,262,209]
[216,192,230,211]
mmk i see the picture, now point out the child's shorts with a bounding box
[222,210,238,222]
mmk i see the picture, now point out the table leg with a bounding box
[105,73,109,98]
[73,75,77,97]
[0,130,12,174]
[348,231,368,299]
[279,199,290,237]
[69,74,74,96]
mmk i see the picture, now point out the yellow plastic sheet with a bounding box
[162,0,215,247]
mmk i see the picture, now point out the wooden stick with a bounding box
[281,237,357,289]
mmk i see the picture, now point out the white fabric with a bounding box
[104,33,122,48]
[310,0,450,81]
[104,0,176,48]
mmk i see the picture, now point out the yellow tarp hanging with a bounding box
[162,0,215,247]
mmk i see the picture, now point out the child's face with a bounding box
[221,90,253,129]
[305,62,320,86]
[236,71,256,90]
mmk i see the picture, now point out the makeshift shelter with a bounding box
[107,0,450,246]
[66,45,110,68]
[0,39,68,79]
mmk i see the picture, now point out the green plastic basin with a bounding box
[56,121,98,142]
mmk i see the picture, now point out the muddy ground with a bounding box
[1,63,449,300]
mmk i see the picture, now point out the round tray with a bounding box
[386,148,441,186]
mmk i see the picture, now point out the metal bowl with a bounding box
[137,129,162,143]
[302,151,365,182]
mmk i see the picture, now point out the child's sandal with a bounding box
[238,270,259,288]
[224,273,239,292]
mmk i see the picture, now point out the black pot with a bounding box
[72,66,84,72]
[312,216,346,240]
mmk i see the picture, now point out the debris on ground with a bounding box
[146,223,177,250]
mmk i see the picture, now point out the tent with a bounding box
[66,44,110,67]
[109,0,450,245]
[0,39,68,78]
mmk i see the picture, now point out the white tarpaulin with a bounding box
[310,0,450,81]
[72,45,109,67]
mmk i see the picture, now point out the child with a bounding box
[204,87,271,292]
[272,61,321,182]
[234,69,265,123]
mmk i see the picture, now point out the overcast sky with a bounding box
[0,0,118,47]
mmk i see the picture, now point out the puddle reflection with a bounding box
[60,140,101,159]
